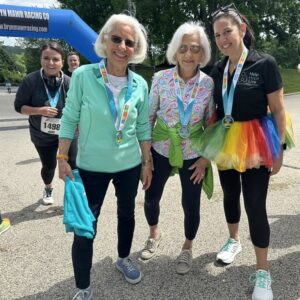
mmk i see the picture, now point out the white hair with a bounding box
[166,22,211,67]
[94,14,148,64]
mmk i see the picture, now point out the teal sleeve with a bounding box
[136,78,151,141]
[59,71,82,139]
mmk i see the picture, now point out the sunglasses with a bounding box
[110,35,136,48]
[178,44,201,54]
[211,3,242,20]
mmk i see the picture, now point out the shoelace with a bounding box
[122,258,137,273]
[45,188,53,197]
[144,238,155,251]
[220,239,237,252]
[178,251,191,264]
[249,271,272,289]
[72,289,90,300]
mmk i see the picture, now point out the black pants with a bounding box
[145,149,202,241]
[72,165,141,289]
[218,167,270,248]
[34,138,77,185]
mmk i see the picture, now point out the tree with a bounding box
[56,0,300,68]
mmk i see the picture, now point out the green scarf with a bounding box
[152,118,213,199]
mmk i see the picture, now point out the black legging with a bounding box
[145,148,203,241]
[72,165,141,289]
[218,167,270,248]
[34,137,77,185]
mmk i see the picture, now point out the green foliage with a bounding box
[280,68,300,94]
[0,45,26,84]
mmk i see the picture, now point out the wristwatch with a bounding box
[281,143,287,151]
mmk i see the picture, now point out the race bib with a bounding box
[41,116,61,135]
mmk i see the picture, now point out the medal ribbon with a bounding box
[99,59,132,133]
[222,47,248,117]
[40,69,63,108]
[173,68,202,128]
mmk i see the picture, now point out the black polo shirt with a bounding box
[210,50,283,121]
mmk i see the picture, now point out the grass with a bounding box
[134,66,300,95]
[280,68,300,94]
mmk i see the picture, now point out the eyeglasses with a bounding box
[110,35,136,48]
[211,3,242,21]
[178,44,201,54]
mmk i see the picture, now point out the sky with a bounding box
[0,0,59,45]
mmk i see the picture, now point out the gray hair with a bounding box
[166,22,211,67]
[94,14,148,64]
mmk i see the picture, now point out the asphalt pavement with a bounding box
[0,92,299,300]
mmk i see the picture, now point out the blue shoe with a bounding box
[116,257,142,284]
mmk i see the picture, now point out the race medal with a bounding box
[179,125,190,139]
[41,116,61,135]
[222,115,234,129]
[116,131,123,144]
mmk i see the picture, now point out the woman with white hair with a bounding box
[140,22,216,275]
[57,13,152,299]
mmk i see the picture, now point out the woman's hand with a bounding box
[141,164,153,190]
[189,157,209,184]
[58,159,74,181]
[40,106,58,117]
[270,152,283,176]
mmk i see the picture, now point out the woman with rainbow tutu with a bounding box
[194,4,294,300]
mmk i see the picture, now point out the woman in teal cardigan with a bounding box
[57,13,152,300]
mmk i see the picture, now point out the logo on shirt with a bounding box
[238,71,260,85]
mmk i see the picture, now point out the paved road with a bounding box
[0,93,299,300]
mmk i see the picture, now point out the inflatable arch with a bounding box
[0,4,99,62]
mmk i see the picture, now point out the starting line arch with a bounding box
[0,4,99,63]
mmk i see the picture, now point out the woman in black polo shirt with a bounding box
[194,4,294,300]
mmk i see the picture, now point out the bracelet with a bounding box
[56,153,69,161]
[142,158,152,166]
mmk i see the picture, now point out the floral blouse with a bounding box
[149,67,216,159]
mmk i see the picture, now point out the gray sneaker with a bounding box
[140,233,162,260]
[176,249,193,275]
[72,286,93,300]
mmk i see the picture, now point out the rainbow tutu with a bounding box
[193,113,295,172]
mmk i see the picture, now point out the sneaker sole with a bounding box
[116,264,142,284]
[42,199,54,205]
[140,251,157,260]
[216,248,242,264]
[176,265,192,275]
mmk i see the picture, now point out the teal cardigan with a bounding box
[59,63,151,172]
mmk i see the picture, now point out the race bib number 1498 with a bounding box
[41,116,61,135]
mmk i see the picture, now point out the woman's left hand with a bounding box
[189,157,209,184]
[270,152,283,176]
[141,164,153,190]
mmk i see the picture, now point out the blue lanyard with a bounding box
[99,59,133,129]
[173,68,201,127]
[40,69,63,108]
[222,48,248,116]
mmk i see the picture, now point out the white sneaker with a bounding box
[216,238,242,264]
[42,187,54,205]
[140,233,162,260]
[250,269,273,300]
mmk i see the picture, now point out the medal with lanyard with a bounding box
[222,47,248,128]
[99,59,132,144]
[173,68,201,139]
[40,69,63,135]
